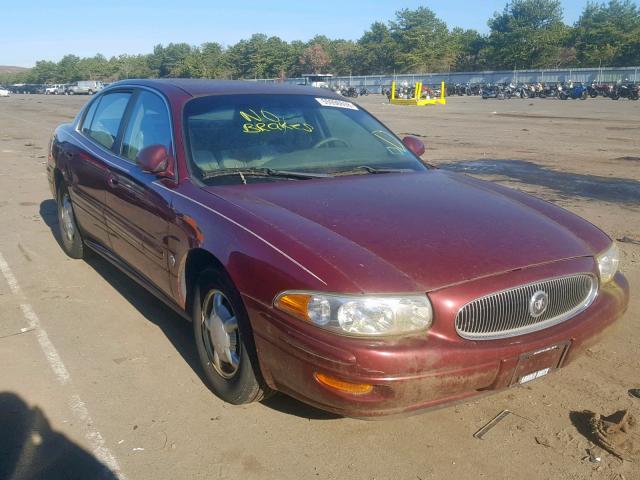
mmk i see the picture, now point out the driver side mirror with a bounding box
[137,144,169,175]
[402,136,426,157]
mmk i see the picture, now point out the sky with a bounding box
[2,1,592,68]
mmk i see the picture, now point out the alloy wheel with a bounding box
[200,289,241,379]
[60,194,76,242]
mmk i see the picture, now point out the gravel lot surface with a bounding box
[0,93,638,480]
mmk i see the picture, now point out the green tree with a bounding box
[225,34,292,78]
[112,54,155,80]
[30,60,58,83]
[357,22,400,75]
[149,43,193,77]
[485,0,570,69]
[573,1,640,67]
[78,54,112,80]
[389,7,454,72]
[449,28,487,71]
[56,55,82,82]
[201,42,231,78]
[326,39,360,75]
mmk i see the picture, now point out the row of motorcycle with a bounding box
[450,82,639,100]
[333,86,370,98]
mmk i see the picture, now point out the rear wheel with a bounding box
[192,268,268,405]
[56,184,84,259]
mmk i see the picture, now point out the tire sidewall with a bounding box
[56,184,84,258]
[192,268,264,405]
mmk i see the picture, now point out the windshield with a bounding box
[184,94,427,183]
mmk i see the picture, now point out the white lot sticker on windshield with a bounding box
[315,98,359,110]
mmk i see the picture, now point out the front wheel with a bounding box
[193,268,268,405]
[57,184,84,259]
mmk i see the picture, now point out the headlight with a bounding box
[274,291,433,336]
[596,242,619,284]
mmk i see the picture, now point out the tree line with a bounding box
[2,0,639,85]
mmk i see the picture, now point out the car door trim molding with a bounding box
[153,182,327,286]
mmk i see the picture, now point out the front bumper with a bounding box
[248,259,629,417]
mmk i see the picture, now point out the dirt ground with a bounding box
[0,92,638,480]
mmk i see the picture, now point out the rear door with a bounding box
[63,91,132,248]
[103,88,175,297]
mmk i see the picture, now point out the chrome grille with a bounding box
[455,274,597,340]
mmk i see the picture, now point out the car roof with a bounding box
[107,78,342,99]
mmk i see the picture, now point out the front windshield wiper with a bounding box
[201,167,330,182]
[331,166,415,176]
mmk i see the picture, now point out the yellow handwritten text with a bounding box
[372,130,407,155]
[240,109,314,134]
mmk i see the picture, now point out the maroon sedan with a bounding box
[47,79,628,417]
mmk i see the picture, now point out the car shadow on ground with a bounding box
[39,199,338,421]
[440,159,640,205]
[0,391,117,479]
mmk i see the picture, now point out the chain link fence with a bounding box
[252,66,640,93]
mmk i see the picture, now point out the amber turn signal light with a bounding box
[274,293,311,320]
[314,372,374,395]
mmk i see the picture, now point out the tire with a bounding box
[560,92,568,100]
[56,183,84,259]
[88,90,94,95]
[192,268,268,405]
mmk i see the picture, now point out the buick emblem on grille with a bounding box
[529,290,549,318]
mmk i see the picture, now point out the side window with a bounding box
[86,92,131,150]
[80,99,99,135]
[121,91,172,163]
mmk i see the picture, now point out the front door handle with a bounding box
[107,175,119,188]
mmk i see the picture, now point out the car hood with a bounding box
[202,170,609,292]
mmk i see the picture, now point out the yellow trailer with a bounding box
[390,80,446,106]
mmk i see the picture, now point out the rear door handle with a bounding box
[65,151,73,159]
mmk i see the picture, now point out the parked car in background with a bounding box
[47,79,628,417]
[0,86,9,97]
[10,84,45,94]
[66,80,104,95]
[45,84,69,95]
